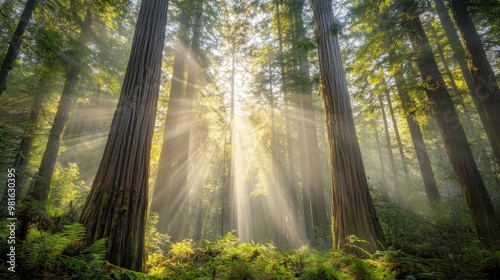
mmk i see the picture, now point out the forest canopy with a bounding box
[0,0,500,278]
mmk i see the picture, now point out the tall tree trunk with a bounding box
[221,129,228,235]
[390,62,441,204]
[385,90,410,180]
[29,11,92,202]
[311,0,385,254]
[433,0,500,165]
[371,115,387,185]
[275,0,289,243]
[175,0,204,241]
[275,1,297,242]
[78,0,169,271]
[151,3,191,240]
[228,38,237,232]
[400,5,500,245]
[378,94,397,185]
[0,0,35,96]
[296,112,315,244]
[292,0,329,246]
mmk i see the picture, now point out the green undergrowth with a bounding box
[146,233,394,280]
[1,207,500,279]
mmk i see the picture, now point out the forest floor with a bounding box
[1,222,500,279]
[1,198,500,279]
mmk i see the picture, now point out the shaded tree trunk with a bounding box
[400,4,500,245]
[151,3,191,241]
[371,115,387,185]
[275,1,297,244]
[378,94,397,185]
[0,0,36,96]
[433,0,500,165]
[78,0,169,271]
[175,0,204,241]
[0,76,47,210]
[228,38,237,232]
[29,11,92,202]
[311,0,385,254]
[390,63,441,204]
[291,0,329,246]
[221,129,228,235]
[385,90,409,180]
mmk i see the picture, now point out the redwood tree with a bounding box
[450,0,500,166]
[78,0,169,271]
[311,0,385,253]
[399,0,500,245]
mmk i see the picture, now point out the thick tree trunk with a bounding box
[151,3,191,240]
[311,0,384,254]
[401,7,500,245]
[78,0,169,271]
[434,0,500,165]
[0,0,36,96]
[29,11,92,202]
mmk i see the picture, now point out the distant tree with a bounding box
[0,0,36,96]
[389,53,441,204]
[291,0,329,246]
[178,0,204,237]
[311,0,385,254]
[29,10,93,202]
[151,0,192,241]
[78,0,169,271]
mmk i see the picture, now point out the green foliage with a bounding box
[24,223,86,271]
[373,192,500,279]
[146,232,394,280]
[47,162,87,216]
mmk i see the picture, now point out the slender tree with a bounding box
[378,94,397,184]
[178,0,204,230]
[390,57,441,204]
[0,0,36,96]
[151,0,192,240]
[311,0,385,253]
[29,10,92,202]
[290,0,314,244]
[78,0,169,271]
[385,89,410,179]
